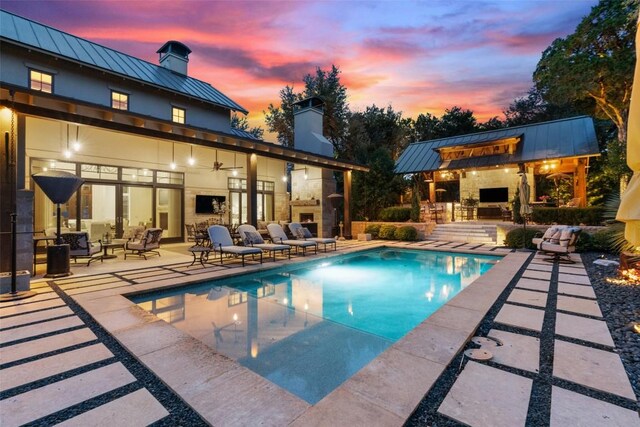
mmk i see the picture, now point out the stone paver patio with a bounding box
[1,241,638,426]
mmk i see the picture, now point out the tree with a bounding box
[533,0,638,143]
[436,107,478,138]
[264,65,349,153]
[478,116,505,131]
[264,86,300,147]
[412,112,440,142]
[230,113,264,140]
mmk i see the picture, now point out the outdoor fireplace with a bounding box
[300,213,314,223]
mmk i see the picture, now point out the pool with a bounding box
[131,248,500,404]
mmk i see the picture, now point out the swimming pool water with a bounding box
[131,248,499,404]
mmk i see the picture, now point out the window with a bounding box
[29,70,53,93]
[172,107,185,124]
[111,91,128,110]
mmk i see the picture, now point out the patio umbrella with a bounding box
[546,172,572,205]
[617,20,640,247]
[519,173,532,249]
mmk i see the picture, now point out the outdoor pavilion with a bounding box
[395,116,600,221]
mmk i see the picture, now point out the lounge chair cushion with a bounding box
[219,245,262,255]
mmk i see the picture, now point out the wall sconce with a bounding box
[72,125,81,152]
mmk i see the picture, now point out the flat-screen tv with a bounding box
[479,187,509,203]
[195,195,226,214]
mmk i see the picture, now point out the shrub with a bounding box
[378,224,397,239]
[410,191,420,222]
[395,226,418,241]
[575,232,594,252]
[530,207,604,226]
[364,223,381,239]
[504,228,539,249]
[590,223,628,254]
[378,207,411,222]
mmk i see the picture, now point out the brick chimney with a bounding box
[157,41,191,76]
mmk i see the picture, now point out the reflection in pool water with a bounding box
[131,248,499,403]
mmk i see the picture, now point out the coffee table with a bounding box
[102,242,124,259]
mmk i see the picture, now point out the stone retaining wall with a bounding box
[351,221,434,240]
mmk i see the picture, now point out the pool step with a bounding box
[428,224,497,244]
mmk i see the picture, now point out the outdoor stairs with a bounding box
[428,223,497,245]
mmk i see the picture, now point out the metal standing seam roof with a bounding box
[0,9,248,114]
[395,116,599,174]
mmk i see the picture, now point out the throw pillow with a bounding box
[299,227,313,239]
[559,229,573,247]
[246,231,264,245]
[549,230,562,244]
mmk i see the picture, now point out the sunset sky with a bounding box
[2,0,597,142]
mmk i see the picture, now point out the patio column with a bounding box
[343,170,352,238]
[574,158,587,207]
[246,153,258,226]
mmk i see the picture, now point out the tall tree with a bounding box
[230,113,264,140]
[264,65,349,153]
[436,107,478,138]
[264,86,300,147]
[533,0,638,143]
[412,113,440,142]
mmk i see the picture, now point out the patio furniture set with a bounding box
[187,222,337,268]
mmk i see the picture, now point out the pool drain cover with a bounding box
[464,349,493,361]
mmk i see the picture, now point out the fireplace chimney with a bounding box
[157,41,191,76]
[293,97,334,157]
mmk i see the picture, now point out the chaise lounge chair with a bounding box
[288,222,337,252]
[208,225,262,266]
[59,231,103,266]
[237,224,291,261]
[124,228,163,260]
[267,223,317,256]
[537,227,581,264]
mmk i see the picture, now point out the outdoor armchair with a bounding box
[124,227,163,260]
[537,227,581,264]
[288,222,337,252]
[237,224,291,261]
[267,223,317,256]
[208,225,262,266]
[59,231,103,266]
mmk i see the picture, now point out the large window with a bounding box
[228,178,275,224]
[172,107,185,124]
[29,69,53,93]
[111,91,129,110]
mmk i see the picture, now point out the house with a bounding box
[0,9,366,275]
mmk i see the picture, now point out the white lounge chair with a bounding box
[208,225,262,266]
[237,224,291,261]
[537,227,581,264]
[288,222,337,252]
[267,223,317,256]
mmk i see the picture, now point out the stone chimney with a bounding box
[157,41,192,76]
[293,97,334,157]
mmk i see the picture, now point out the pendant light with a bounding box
[170,142,176,170]
[188,145,196,166]
[63,124,72,159]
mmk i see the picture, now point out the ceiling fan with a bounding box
[211,150,243,175]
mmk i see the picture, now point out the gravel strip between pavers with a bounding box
[41,282,210,426]
[583,252,640,405]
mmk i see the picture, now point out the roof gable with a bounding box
[0,10,248,114]
[395,116,599,173]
